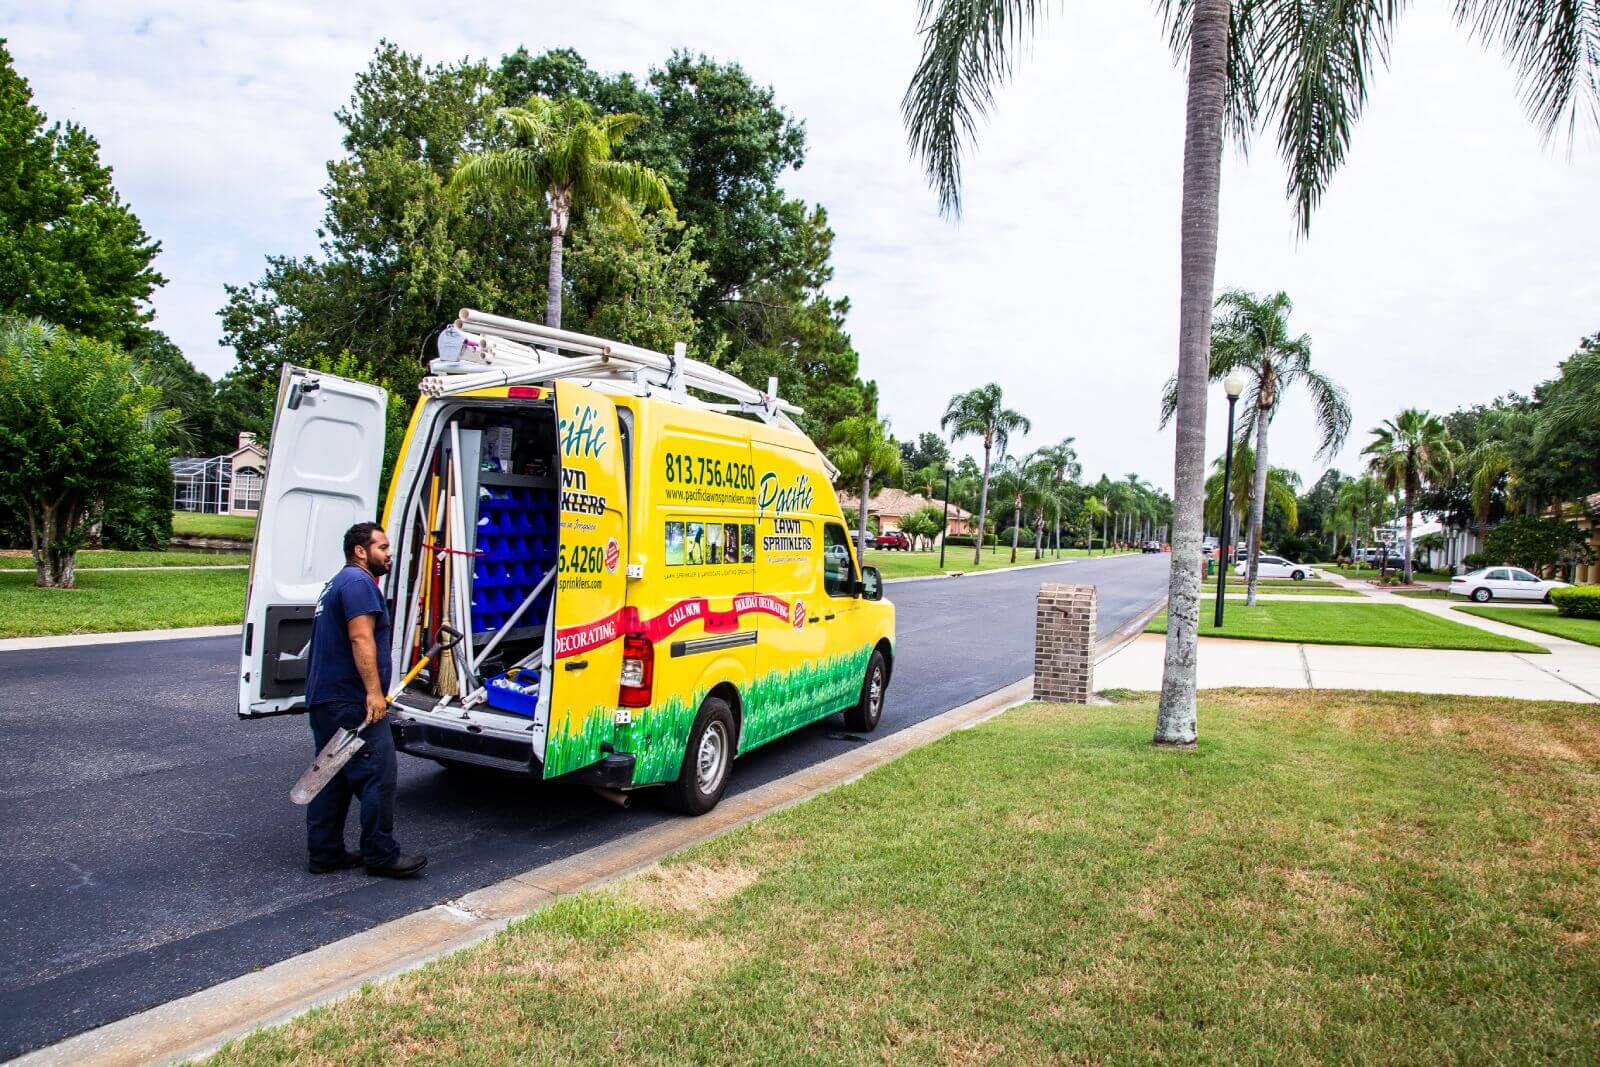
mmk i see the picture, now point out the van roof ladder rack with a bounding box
[427,309,806,436]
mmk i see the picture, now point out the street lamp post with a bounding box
[938,466,953,570]
[1214,370,1246,627]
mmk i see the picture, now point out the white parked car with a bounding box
[1233,555,1316,581]
[1450,566,1569,603]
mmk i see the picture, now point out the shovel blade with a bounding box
[289,727,365,805]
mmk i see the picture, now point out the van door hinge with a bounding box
[626,563,643,579]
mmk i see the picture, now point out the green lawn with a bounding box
[1392,588,1459,600]
[171,512,257,539]
[0,569,245,637]
[210,690,1600,1064]
[1456,605,1600,647]
[866,547,1129,580]
[1224,586,1361,597]
[0,549,249,570]
[1146,598,1544,653]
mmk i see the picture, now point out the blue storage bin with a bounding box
[484,670,541,718]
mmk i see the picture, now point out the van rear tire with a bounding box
[663,697,736,815]
[844,650,888,733]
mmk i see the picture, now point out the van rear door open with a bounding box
[543,383,629,777]
[237,365,388,718]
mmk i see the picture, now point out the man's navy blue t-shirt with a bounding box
[305,564,392,706]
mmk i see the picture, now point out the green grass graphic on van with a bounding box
[541,644,877,784]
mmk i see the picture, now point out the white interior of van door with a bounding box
[238,365,388,717]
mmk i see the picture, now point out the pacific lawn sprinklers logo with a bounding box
[757,471,814,516]
[792,600,806,630]
[558,404,607,459]
[604,537,619,573]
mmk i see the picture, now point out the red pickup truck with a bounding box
[876,530,912,551]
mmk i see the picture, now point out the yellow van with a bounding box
[238,312,895,814]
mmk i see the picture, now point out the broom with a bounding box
[432,452,459,696]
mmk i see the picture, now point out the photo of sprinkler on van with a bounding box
[239,311,895,815]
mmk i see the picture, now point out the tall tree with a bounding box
[450,96,674,329]
[0,41,163,345]
[1363,409,1458,583]
[941,383,1031,566]
[902,0,1600,748]
[1162,289,1349,605]
[829,415,902,550]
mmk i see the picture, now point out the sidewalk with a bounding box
[1103,575,1600,703]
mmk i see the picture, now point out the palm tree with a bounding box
[829,416,902,552]
[989,455,1029,563]
[450,96,675,329]
[1334,475,1394,570]
[1466,406,1534,545]
[942,384,1031,566]
[1084,496,1110,555]
[1204,440,1298,537]
[1035,439,1080,556]
[1363,410,1458,583]
[903,0,1597,746]
[1161,290,1349,606]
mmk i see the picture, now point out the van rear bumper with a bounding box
[391,700,539,774]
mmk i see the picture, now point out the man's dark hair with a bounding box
[344,522,383,560]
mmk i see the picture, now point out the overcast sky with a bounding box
[9,1,1598,491]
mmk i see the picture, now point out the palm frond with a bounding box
[902,0,1048,218]
[1255,0,1403,235]
[1457,0,1600,141]
[589,159,676,215]
[1301,366,1353,459]
[447,148,545,196]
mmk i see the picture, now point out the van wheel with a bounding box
[844,650,888,733]
[1473,587,1492,603]
[664,697,735,815]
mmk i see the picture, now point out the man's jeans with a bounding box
[306,702,400,867]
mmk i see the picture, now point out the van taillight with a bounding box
[507,386,541,399]
[619,635,654,708]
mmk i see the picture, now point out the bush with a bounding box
[101,448,174,549]
[1461,552,1493,572]
[998,526,1036,548]
[943,534,999,549]
[1273,533,1324,562]
[1551,586,1600,619]
[1483,515,1592,574]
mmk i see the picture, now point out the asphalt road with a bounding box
[0,553,1167,1058]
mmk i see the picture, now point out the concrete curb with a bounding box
[0,626,241,654]
[14,677,1041,1067]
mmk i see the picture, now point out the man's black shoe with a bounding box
[365,853,428,878]
[308,851,364,874]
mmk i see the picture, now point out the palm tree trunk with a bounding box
[1245,410,1271,606]
[858,467,872,553]
[1101,512,1108,555]
[975,444,991,567]
[546,225,566,329]
[1402,489,1414,583]
[1156,0,1227,750]
[1010,496,1021,564]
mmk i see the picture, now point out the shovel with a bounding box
[290,625,464,805]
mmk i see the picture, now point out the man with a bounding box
[302,522,427,878]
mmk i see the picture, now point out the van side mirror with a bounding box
[859,566,883,601]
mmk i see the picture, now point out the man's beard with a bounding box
[366,558,392,577]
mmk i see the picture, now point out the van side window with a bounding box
[822,523,856,598]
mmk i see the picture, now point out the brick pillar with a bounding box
[1034,583,1096,703]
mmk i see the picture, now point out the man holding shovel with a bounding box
[302,522,427,878]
